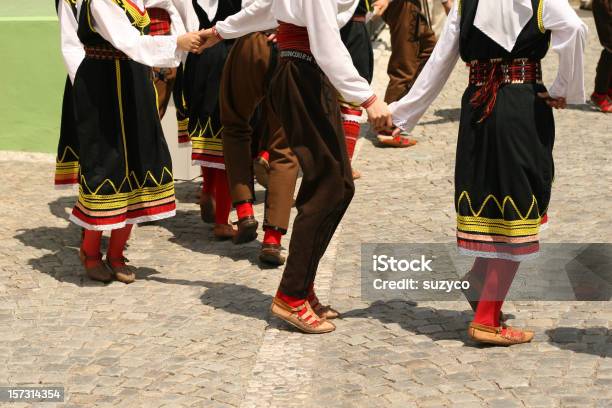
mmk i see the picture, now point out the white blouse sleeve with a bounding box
[542,0,587,104]
[303,0,374,105]
[90,0,181,68]
[390,1,460,132]
[58,0,85,84]
[215,0,277,39]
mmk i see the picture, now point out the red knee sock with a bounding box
[341,106,362,160]
[81,230,103,268]
[263,228,282,246]
[276,290,306,307]
[213,169,232,225]
[202,166,215,195]
[473,259,519,327]
[107,225,133,267]
[236,202,254,220]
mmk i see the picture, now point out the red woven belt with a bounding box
[148,8,171,36]
[277,22,311,54]
[468,59,543,122]
[351,15,367,22]
[85,45,129,60]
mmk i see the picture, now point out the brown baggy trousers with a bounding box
[383,0,437,103]
[270,57,355,298]
[220,33,298,232]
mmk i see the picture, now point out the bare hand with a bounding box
[372,0,390,16]
[442,0,453,15]
[194,28,222,53]
[177,32,202,53]
[366,99,393,131]
[537,92,567,109]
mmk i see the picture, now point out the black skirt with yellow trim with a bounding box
[184,40,233,169]
[455,82,554,261]
[55,77,80,188]
[70,56,176,230]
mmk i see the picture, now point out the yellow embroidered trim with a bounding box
[189,118,223,141]
[56,145,80,163]
[537,0,545,33]
[55,162,79,175]
[457,215,541,237]
[458,0,462,16]
[113,0,150,32]
[115,60,131,190]
[78,182,175,210]
[79,167,174,196]
[365,0,372,13]
[86,0,97,33]
[456,191,541,220]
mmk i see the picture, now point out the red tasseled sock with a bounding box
[276,290,306,307]
[341,106,362,160]
[213,169,232,225]
[236,202,254,220]
[263,228,282,246]
[258,150,270,162]
[81,229,103,268]
[202,166,215,195]
[107,224,133,267]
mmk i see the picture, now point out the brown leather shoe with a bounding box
[233,216,258,244]
[213,223,237,240]
[259,243,285,266]
[468,322,534,346]
[309,293,340,320]
[106,257,136,284]
[253,156,270,188]
[200,193,215,224]
[79,249,113,283]
[270,297,336,334]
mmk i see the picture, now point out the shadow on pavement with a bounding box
[155,209,281,269]
[546,327,612,358]
[341,300,480,345]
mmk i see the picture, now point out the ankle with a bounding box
[276,290,306,307]
[263,228,282,246]
[236,202,254,220]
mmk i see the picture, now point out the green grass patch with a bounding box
[0,22,65,153]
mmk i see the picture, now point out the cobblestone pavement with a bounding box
[1,9,611,408]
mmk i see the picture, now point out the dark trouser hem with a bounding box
[594,49,612,94]
[271,59,355,299]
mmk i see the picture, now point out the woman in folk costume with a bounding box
[170,0,199,143]
[71,0,201,283]
[55,0,84,187]
[184,0,242,239]
[391,0,586,345]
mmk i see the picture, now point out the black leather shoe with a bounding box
[233,216,258,244]
[259,243,285,266]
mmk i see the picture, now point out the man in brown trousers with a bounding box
[218,30,299,265]
[378,0,438,147]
